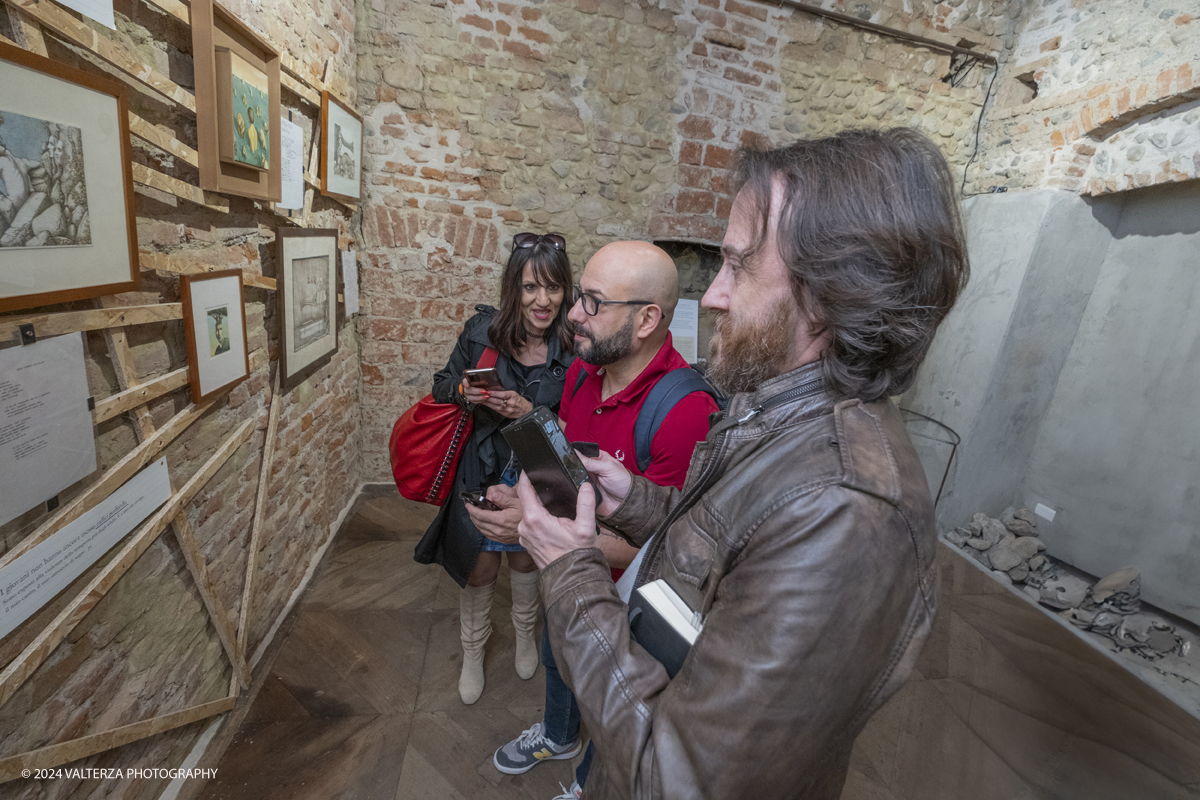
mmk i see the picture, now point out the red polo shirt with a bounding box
[561,332,718,496]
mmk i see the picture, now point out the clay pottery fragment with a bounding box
[1092,566,1140,603]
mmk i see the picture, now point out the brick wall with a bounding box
[355,0,1010,482]
[0,0,361,792]
[972,0,1200,195]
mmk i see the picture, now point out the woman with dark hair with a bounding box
[415,232,575,704]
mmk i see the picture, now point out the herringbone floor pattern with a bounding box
[201,487,585,800]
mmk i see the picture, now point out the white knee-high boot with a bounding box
[459,581,494,704]
[509,569,540,680]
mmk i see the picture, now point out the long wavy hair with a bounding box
[487,239,574,357]
[730,128,970,401]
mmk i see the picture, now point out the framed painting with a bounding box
[0,40,139,314]
[192,0,281,202]
[181,270,250,404]
[278,228,339,391]
[320,92,362,204]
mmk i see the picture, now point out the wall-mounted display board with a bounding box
[192,0,282,202]
[278,228,338,391]
[320,91,362,204]
[0,332,97,527]
[0,457,171,640]
[181,269,250,404]
[0,40,139,313]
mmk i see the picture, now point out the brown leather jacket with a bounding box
[538,362,939,799]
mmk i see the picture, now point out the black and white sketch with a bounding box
[0,110,90,249]
[333,123,356,180]
[207,305,231,356]
[292,254,330,350]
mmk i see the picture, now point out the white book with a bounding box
[634,579,704,645]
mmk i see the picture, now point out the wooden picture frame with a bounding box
[320,91,362,204]
[192,0,282,202]
[0,40,139,313]
[277,228,339,391]
[180,269,250,404]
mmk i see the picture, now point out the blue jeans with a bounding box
[541,623,594,787]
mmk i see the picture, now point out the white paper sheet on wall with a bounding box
[669,298,699,363]
[0,458,172,640]
[55,0,116,29]
[342,250,360,315]
[279,118,305,211]
[0,333,98,526]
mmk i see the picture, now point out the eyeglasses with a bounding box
[513,232,566,251]
[572,285,653,317]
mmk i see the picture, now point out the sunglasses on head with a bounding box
[513,232,566,251]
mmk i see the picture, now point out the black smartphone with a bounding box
[460,489,502,511]
[572,441,600,458]
[501,407,592,519]
[464,367,504,392]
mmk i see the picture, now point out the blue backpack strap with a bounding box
[572,368,588,398]
[634,367,725,473]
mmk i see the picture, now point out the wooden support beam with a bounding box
[236,374,281,660]
[171,513,251,688]
[96,296,250,696]
[0,304,182,344]
[281,71,320,107]
[0,400,213,570]
[0,695,236,782]
[141,0,189,25]
[139,251,276,290]
[4,5,46,55]
[132,163,230,213]
[92,368,189,425]
[3,0,197,113]
[128,112,199,168]
[0,418,256,709]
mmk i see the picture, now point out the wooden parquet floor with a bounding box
[201,487,585,800]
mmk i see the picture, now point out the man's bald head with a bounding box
[584,241,679,326]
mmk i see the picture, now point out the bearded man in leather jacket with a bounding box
[514,127,970,800]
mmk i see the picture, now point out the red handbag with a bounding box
[389,347,499,505]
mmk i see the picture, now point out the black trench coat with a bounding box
[414,305,574,586]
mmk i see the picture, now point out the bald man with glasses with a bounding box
[468,241,719,798]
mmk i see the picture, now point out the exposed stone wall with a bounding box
[355,0,1009,481]
[974,0,1200,194]
[0,0,361,792]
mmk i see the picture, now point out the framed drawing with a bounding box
[278,228,339,391]
[181,270,250,404]
[192,0,281,201]
[320,92,362,204]
[0,40,139,313]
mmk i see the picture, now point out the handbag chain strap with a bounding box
[424,346,500,502]
[426,409,472,502]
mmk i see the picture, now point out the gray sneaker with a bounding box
[493,722,582,775]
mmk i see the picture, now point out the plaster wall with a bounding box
[1018,179,1200,626]
[908,181,1200,628]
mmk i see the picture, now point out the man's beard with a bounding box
[575,314,636,366]
[706,295,797,394]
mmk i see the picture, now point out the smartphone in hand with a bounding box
[572,441,600,458]
[461,488,502,511]
[464,367,504,392]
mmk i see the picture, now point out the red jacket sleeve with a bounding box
[640,391,718,490]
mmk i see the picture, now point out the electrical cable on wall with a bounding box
[960,57,1003,199]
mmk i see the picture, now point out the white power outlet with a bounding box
[1034,503,1056,523]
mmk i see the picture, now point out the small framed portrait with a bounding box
[181,270,250,404]
[278,228,339,391]
[320,92,362,204]
[0,40,139,313]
